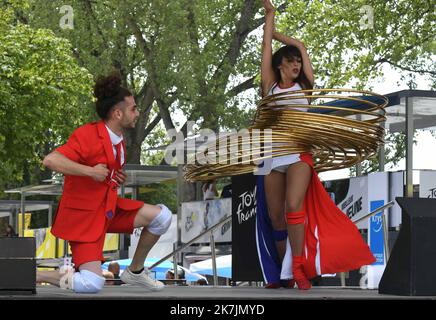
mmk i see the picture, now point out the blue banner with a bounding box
[369,200,385,265]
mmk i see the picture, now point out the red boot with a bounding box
[265,282,281,289]
[292,256,311,290]
[265,279,296,289]
[281,279,296,289]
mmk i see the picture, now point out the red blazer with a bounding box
[51,120,143,242]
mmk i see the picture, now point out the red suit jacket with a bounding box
[51,120,143,242]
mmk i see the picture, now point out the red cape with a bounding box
[299,153,375,278]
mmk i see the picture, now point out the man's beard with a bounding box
[121,118,136,129]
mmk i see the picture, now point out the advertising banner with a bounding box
[369,200,385,266]
[181,198,232,244]
[389,171,404,228]
[419,170,436,198]
[231,173,263,281]
[324,176,368,229]
[24,227,119,259]
[367,172,389,289]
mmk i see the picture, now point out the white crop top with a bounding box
[267,82,309,112]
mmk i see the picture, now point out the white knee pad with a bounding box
[147,204,172,236]
[73,270,106,294]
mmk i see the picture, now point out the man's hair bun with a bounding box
[94,72,122,100]
[93,71,132,119]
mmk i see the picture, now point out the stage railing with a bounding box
[149,215,232,286]
[352,201,394,262]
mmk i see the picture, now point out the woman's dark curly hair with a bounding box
[94,72,132,120]
[272,45,313,91]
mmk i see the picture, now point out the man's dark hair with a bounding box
[93,72,132,120]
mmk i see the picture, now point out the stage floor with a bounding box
[2,285,436,300]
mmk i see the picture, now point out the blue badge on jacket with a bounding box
[106,210,113,219]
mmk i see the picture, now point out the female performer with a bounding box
[256,0,375,290]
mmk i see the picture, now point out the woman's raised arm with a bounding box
[261,0,277,97]
[273,31,314,87]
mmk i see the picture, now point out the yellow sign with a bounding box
[17,213,31,234]
[24,227,120,259]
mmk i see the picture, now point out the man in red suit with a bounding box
[36,73,172,293]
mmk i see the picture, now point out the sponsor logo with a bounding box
[428,187,436,198]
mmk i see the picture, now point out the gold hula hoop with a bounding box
[184,88,388,182]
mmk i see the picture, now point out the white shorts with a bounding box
[271,154,302,173]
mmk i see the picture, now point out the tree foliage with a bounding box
[0,1,93,191]
[1,0,434,191]
[278,0,435,89]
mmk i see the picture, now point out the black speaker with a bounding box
[378,197,436,296]
[0,237,36,295]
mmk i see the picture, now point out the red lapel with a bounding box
[97,120,116,169]
[121,139,126,168]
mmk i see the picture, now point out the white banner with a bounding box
[389,171,404,228]
[419,170,436,198]
[335,175,369,230]
[181,198,231,244]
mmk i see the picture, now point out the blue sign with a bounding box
[369,200,385,265]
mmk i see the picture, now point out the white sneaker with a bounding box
[120,267,164,291]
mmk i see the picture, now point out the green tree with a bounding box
[5,0,435,190]
[27,0,269,151]
[29,0,434,157]
[26,0,273,201]
[278,0,434,175]
[278,0,435,90]
[0,1,93,192]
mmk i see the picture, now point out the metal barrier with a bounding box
[149,215,231,286]
[352,201,394,262]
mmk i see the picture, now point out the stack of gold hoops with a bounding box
[184,89,388,182]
